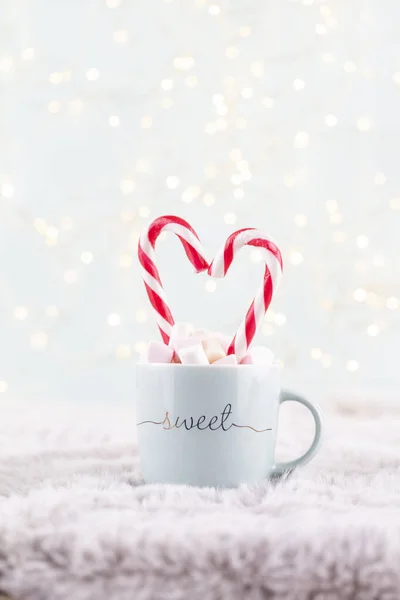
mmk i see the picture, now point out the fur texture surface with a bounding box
[1,394,400,600]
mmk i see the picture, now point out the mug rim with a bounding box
[136,361,282,371]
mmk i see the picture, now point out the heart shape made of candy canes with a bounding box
[138,215,283,361]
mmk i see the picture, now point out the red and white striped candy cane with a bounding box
[208,228,283,361]
[138,215,209,344]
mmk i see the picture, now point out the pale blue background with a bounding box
[1,0,399,404]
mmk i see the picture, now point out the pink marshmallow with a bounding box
[168,322,194,348]
[212,354,238,366]
[142,340,174,364]
[240,354,254,365]
[178,343,209,365]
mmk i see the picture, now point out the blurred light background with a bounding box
[1,0,399,404]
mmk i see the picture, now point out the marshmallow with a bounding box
[240,346,274,366]
[212,354,238,366]
[168,322,194,348]
[171,336,204,353]
[178,343,209,365]
[191,328,208,339]
[209,331,231,353]
[201,338,226,364]
[142,340,174,364]
[240,354,254,365]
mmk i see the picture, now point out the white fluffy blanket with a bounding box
[1,393,400,600]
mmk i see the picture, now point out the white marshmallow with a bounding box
[171,336,204,353]
[142,340,174,364]
[178,343,209,365]
[191,329,208,340]
[209,331,232,353]
[240,346,274,366]
[202,338,226,364]
[212,354,238,366]
[168,322,194,348]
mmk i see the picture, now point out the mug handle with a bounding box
[273,391,323,475]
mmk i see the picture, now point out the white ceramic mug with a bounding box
[136,363,322,487]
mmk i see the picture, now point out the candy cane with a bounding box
[138,215,209,344]
[208,228,283,361]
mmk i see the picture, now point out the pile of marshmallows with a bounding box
[141,322,274,366]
